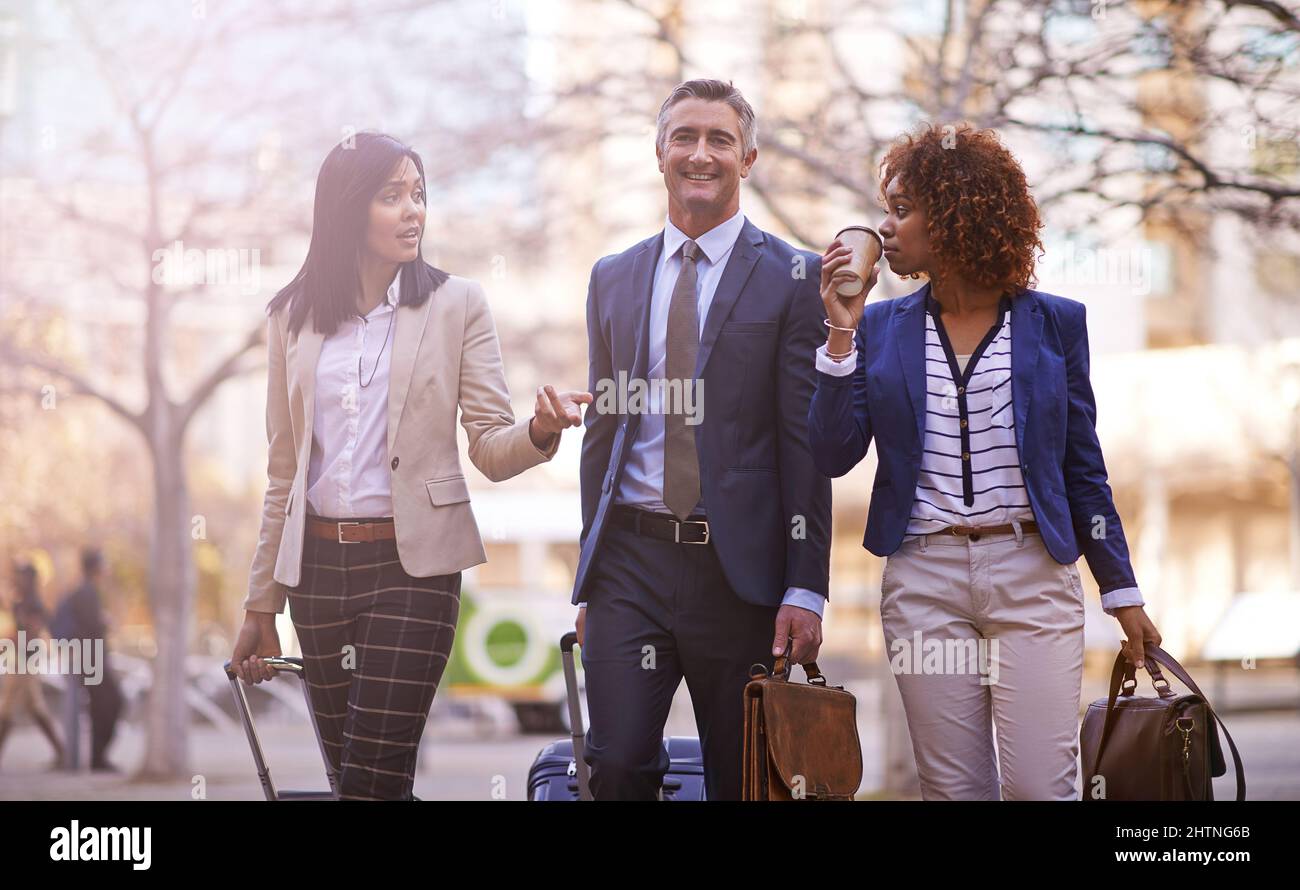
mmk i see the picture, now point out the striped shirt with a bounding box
[812,293,1148,616]
[904,293,1035,538]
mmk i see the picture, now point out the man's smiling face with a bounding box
[656,97,756,222]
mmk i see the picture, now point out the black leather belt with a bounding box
[611,505,710,545]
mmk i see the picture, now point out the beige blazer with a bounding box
[243,274,557,613]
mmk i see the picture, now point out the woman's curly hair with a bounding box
[878,123,1044,293]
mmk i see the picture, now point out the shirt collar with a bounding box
[385,271,401,307]
[355,273,400,323]
[662,207,745,266]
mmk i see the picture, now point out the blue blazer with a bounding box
[807,283,1138,596]
[572,218,832,607]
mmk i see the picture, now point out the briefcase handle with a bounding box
[756,635,827,685]
[1089,643,1245,801]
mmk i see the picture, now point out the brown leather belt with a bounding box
[941,520,1038,541]
[306,515,397,544]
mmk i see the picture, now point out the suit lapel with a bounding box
[894,286,928,449]
[696,220,763,378]
[1010,291,1043,457]
[629,233,662,382]
[295,323,325,460]
[387,288,436,453]
[621,234,662,445]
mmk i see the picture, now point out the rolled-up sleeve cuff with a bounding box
[1100,586,1144,616]
[781,586,826,618]
[815,343,857,377]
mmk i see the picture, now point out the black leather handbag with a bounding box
[1080,643,1244,801]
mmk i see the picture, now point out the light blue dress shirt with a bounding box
[600,208,826,618]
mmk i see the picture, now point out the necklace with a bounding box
[358,302,395,388]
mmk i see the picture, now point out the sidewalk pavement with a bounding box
[1,667,1296,800]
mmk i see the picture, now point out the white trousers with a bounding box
[880,523,1085,800]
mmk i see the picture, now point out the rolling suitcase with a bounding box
[222,656,339,800]
[526,632,706,801]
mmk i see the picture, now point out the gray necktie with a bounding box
[664,239,701,520]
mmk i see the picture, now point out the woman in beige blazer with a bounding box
[229,132,589,800]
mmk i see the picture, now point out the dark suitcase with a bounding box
[527,632,706,801]
[222,656,340,800]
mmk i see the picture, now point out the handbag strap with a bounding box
[1090,643,1245,800]
[1143,644,1245,801]
[1122,656,1176,698]
[1088,650,1132,789]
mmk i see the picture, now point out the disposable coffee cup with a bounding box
[833,225,884,297]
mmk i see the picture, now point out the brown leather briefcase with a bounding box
[1080,643,1244,801]
[742,652,862,800]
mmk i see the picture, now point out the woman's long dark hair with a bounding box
[267,132,449,335]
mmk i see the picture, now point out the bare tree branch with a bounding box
[176,323,266,434]
[1004,117,1300,201]
[0,338,144,432]
[1223,0,1300,31]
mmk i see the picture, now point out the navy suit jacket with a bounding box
[807,283,1138,596]
[572,218,832,608]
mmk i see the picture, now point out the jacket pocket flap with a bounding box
[426,475,471,506]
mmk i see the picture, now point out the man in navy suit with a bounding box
[571,79,832,800]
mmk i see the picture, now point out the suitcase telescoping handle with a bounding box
[221,657,340,800]
[560,632,593,801]
[223,656,305,680]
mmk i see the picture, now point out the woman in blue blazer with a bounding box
[809,124,1162,800]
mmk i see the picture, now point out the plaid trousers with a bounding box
[287,518,461,801]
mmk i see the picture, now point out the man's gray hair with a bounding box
[655,79,757,157]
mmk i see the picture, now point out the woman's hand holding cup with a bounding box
[821,231,881,357]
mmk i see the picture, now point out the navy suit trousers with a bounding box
[581,519,778,801]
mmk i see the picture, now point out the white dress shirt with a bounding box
[615,208,744,514]
[306,273,400,519]
[815,308,1145,617]
[610,208,826,618]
